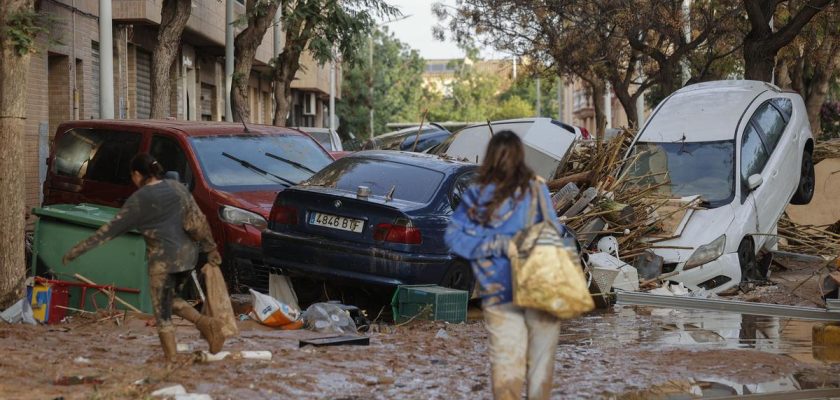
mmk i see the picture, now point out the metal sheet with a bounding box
[616,291,840,321]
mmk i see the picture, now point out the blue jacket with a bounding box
[445,180,564,306]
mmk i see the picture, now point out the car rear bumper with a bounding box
[262,230,455,287]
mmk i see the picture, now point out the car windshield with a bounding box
[307,131,332,150]
[623,140,735,207]
[190,135,332,190]
[304,157,445,203]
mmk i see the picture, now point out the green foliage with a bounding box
[500,76,562,120]
[5,10,46,56]
[491,95,534,120]
[427,61,501,122]
[337,28,426,138]
[282,0,400,67]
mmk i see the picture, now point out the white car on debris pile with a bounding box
[623,80,815,293]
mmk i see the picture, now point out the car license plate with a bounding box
[309,212,364,233]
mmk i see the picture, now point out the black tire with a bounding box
[791,150,815,205]
[440,262,475,296]
[738,238,764,282]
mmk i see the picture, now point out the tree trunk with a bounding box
[610,79,639,129]
[589,80,607,141]
[232,1,280,123]
[272,54,301,127]
[0,0,34,309]
[742,0,832,83]
[150,0,191,119]
[743,41,776,82]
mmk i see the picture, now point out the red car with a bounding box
[44,120,334,292]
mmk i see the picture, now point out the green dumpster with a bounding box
[30,204,152,313]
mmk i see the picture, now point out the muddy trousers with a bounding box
[149,270,202,333]
[484,303,561,400]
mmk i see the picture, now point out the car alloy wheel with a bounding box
[737,238,763,282]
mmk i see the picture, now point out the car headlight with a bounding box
[684,234,726,270]
[219,206,267,230]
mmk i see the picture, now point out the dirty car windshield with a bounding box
[304,157,445,203]
[624,140,735,207]
[190,135,332,190]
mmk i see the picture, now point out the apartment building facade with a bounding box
[24,0,339,213]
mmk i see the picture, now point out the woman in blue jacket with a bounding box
[445,130,564,400]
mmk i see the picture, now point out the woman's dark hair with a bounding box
[470,130,534,224]
[130,153,164,184]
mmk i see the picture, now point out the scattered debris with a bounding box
[248,289,302,329]
[151,385,186,397]
[0,298,36,325]
[73,356,91,364]
[435,328,449,340]
[587,252,639,292]
[53,375,104,386]
[194,350,271,362]
[302,302,357,334]
[778,216,840,256]
[299,335,370,347]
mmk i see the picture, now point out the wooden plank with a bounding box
[547,171,593,191]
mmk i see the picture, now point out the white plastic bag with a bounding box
[301,302,357,334]
[248,289,300,327]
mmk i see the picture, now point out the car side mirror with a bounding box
[747,174,763,191]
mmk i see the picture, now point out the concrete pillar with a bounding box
[99,0,114,119]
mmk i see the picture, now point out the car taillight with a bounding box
[270,205,298,225]
[373,219,421,244]
[580,127,591,140]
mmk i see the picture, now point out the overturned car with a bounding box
[623,80,815,293]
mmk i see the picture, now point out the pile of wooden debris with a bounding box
[547,132,699,262]
[778,216,840,257]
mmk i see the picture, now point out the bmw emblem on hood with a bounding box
[334,200,342,208]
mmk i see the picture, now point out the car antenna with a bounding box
[235,108,250,133]
[486,120,494,137]
[411,108,430,152]
[384,185,396,202]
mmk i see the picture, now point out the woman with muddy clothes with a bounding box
[445,131,568,400]
[63,153,226,364]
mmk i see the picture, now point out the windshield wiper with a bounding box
[673,134,693,155]
[222,152,296,187]
[264,152,317,174]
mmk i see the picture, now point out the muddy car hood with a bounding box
[647,203,736,262]
[216,190,280,218]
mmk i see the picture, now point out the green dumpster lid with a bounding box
[33,203,121,228]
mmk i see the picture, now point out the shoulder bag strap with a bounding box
[534,180,553,223]
[524,181,539,226]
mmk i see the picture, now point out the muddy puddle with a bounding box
[556,306,840,398]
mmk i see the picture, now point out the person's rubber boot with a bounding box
[195,315,225,354]
[158,331,178,364]
[172,300,225,354]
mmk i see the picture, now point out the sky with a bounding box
[381,0,505,60]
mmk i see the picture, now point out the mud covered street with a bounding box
[2,301,840,399]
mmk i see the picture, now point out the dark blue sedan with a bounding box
[261,151,478,292]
